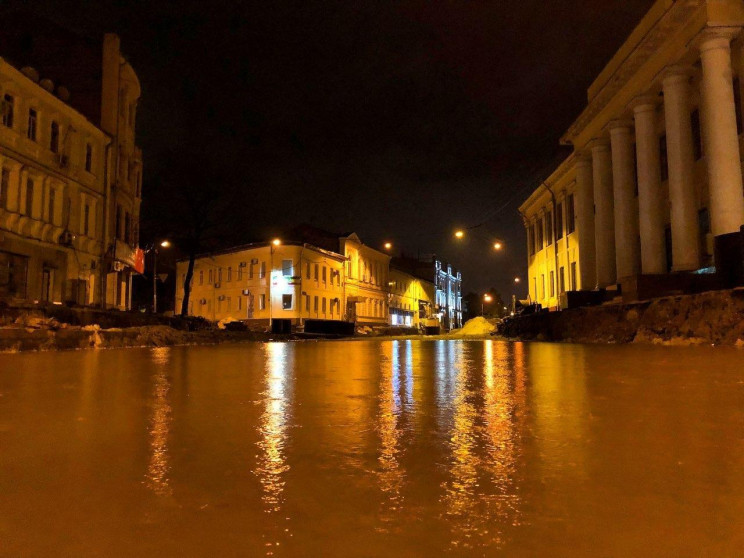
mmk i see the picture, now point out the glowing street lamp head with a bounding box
[514,277,520,283]
[454,230,464,239]
[493,242,502,250]
[484,294,492,302]
[160,240,171,248]
[384,242,392,250]
[272,238,281,246]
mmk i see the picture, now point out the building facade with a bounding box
[388,266,436,328]
[0,27,142,309]
[339,233,391,326]
[522,0,744,307]
[434,260,463,330]
[175,242,347,330]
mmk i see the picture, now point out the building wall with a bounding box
[520,0,744,301]
[0,58,108,305]
[0,32,142,310]
[340,234,390,325]
[389,267,435,328]
[175,243,346,325]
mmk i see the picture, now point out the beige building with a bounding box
[340,233,391,325]
[0,28,142,309]
[175,242,347,332]
[522,0,744,307]
[388,267,436,328]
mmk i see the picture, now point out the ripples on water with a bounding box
[1,340,744,556]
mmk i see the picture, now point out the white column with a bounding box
[574,154,596,290]
[633,97,666,274]
[700,31,744,236]
[662,66,700,271]
[591,139,616,287]
[609,120,640,279]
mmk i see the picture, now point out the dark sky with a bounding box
[16,0,654,299]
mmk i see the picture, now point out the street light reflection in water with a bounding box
[2,340,744,556]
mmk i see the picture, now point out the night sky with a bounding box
[13,0,654,299]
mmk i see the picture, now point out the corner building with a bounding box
[523,0,744,308]
[0,20,142,309]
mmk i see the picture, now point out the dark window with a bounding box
[2,94,14,128]
[84,204,90,237]
[570,262,577,291]
[664,226,673,272]
[282,294,293,310]
[48,188,55,224]
[124,212,131,243]
[528,224,536,256]
[85,144,92,172]
[735,77,743,135]
[25,178,33,216]
[546,211,553,245]
[556,203,564,240]
[115,205,122,240]
[691,109,703,160]
[536,218,544,249]
[659,135,669,181]
[698,207,712,264]
[0,168,8,209]
[559,266,566,293]
[566,194,576,234]
[27,108,37,141]
[50,121,59,153]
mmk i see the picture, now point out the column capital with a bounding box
[630,94,660,113]
[697,27,740,53]
[588,137,610,152]
[575,151,592,168]
[608,119,634,133]
[661,64,696,85]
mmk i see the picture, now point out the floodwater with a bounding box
[1,341,744,557]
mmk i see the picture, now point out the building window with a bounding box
[659,135,668,181]
[536,218,544,250]
[540,274,545,300]
[27,108,37,141]
[570,262,577,290]
[559,266,566,293]
[237,267,242,281]
[314,264,319,280]
[209,269,213,284]
[566,194,575,234]
[48,188,55,224]
[25,178,34,216]
[0,168,9,209]
[314,296,318,313]
[556,202,564,240]
[199,270,204,285]
[282,259,293,277]
[124,212,130,243]
[306,262,311,279]
[226,267,232,282]
[259,261,266,279]
[85,144,93,172]
[50,121,59,153]
[2,94,14,128]
[528,224,535,256]
[85,204,93,237]
[218,268,223,283]
[322,266,327,283]
[549,270,555,297]
[546,211,553,245]
[691,109,703,160]
[322,297,327,314]
[305,294,310,312]
[259,294,266,310]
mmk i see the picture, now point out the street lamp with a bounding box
[514,277,520,283]
[272,238,281,246]
[493,241,502,250]
[383,241,392,250]
[482,293,492,316]
[454,230,464,239]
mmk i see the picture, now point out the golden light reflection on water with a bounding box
[376,341,406,524]
[145,347,173,497]
[256,342,292,514]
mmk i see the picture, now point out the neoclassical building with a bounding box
[0,20,142,309]
[522,0,744,308]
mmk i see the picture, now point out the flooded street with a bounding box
[2,340,744,556]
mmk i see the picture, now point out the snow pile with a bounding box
[448,317,498,338]
[217,317,239,330]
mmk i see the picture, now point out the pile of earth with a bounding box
[448,317,499,338]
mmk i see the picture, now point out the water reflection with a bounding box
[145,347,173,497]
[376,341,405,524]
[256,343,293,513]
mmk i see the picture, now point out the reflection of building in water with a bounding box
[145,347,173,497]
[256,342,293,513]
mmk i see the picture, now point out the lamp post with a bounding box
[482,293,492,316]
[149,240,170,314]
[269,238,281,330]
